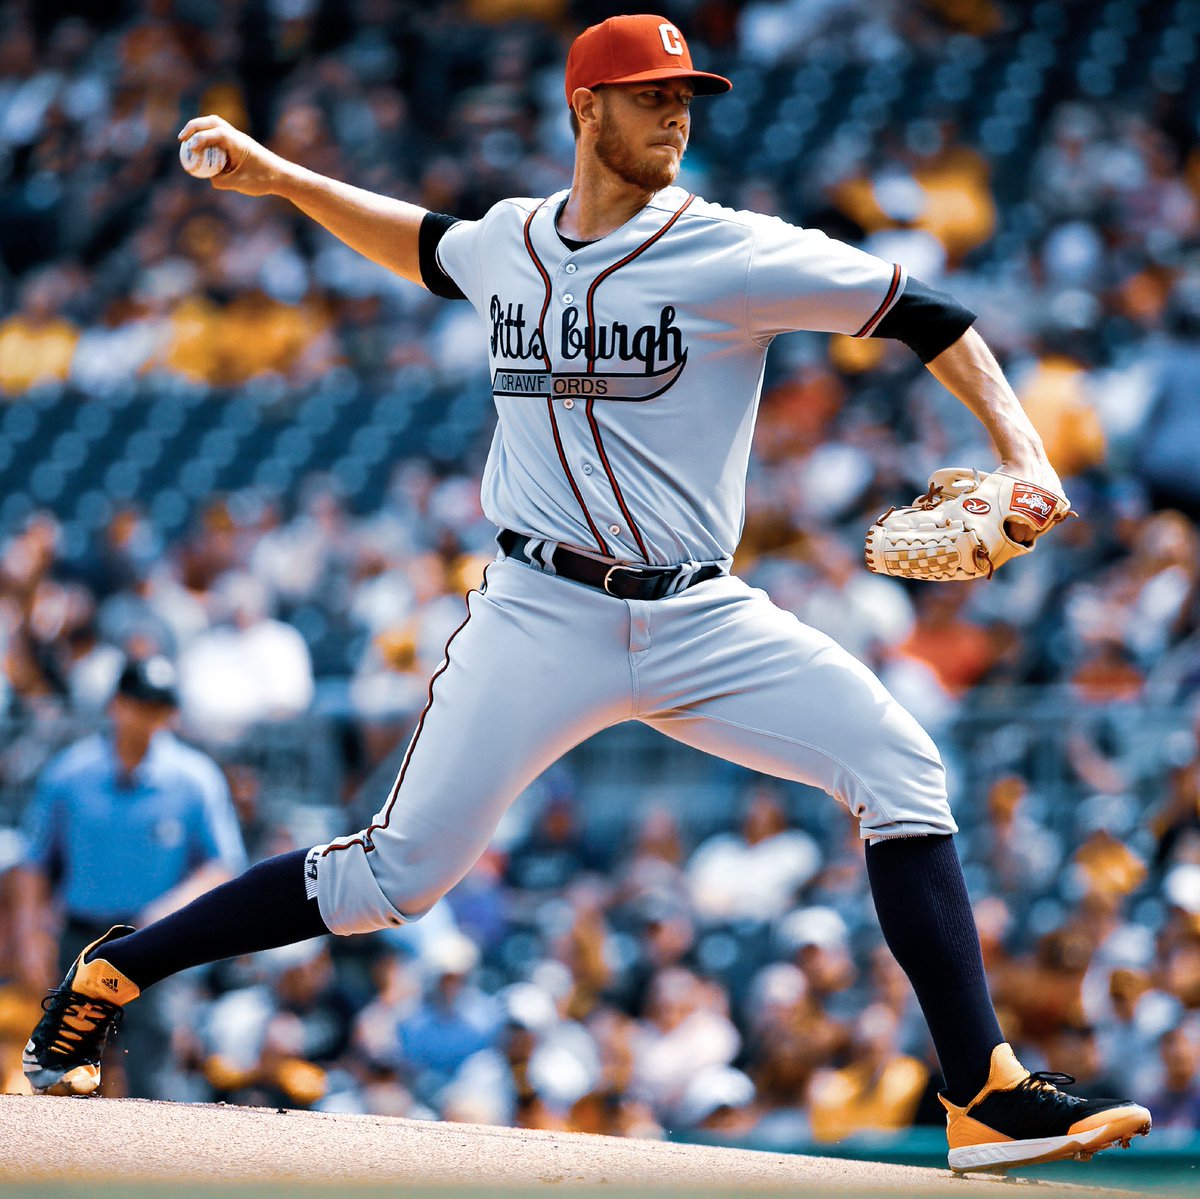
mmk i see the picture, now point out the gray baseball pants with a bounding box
[313,555,955,935]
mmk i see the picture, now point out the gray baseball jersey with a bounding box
[312,188,953,938]
[438,185,905,566]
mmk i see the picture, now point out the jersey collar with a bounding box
[534,186,690,262]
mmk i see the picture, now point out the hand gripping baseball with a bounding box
[864,467,1075,582]
[177,115,280,196]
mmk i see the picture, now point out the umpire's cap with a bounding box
[115,655,179,707]
[565,14,732,106]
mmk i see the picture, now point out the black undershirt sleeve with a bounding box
[418,211,466,300]
[870,276,977,363]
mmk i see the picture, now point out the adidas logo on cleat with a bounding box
[102,977,120,993]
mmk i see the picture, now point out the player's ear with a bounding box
[572,86,602,133]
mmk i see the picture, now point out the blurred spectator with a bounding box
[10,655,245,1096]
[1003,926,1093,1059]
[611,806,688,912]
[742,960,835,1146]
[506,780,594,894]
[0,269,78,396]
[972,775,1063,894]
[780,905,857,1020]
[1042,1023,1125,1103]
[1151,737,1200,868]
[1144,1024,1200,1131]
[1136,280,1200,521]
[633,967,741,1121]
[201,938,353,1110]
[352,951,422,1071]
[808,1003,929,1143]
[676,1064,759,1138]
[895,588,998,697]
[1015,335,1107,480]
[178,572,314,740]
[396,932,502,1102]
[1098,968,1180,1101]
[569,1007,661,1138]
[686,783,820,922]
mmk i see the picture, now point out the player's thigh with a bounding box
[317,560,632,931]
[643,585,953,839]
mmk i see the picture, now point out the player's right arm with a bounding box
[179,115,428,289]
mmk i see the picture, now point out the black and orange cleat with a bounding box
[944,1043,1151,1172]
[23,925,140,1096]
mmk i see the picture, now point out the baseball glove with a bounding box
[864,468,1073,582]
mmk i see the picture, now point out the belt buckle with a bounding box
[602,564,642,596]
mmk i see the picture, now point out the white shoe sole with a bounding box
[22,1041,101,1097]
[948,1106,1152,1172]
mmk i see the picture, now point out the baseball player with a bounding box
[25,15,1149,1171]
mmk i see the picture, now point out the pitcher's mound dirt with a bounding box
[0,1094,1125,1194]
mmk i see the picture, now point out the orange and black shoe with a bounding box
[943,1043,1151,1172]
[23,925,140,1096]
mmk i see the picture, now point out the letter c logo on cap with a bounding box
[659,24,684,55]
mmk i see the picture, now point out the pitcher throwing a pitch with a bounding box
[26,15,1149,1172]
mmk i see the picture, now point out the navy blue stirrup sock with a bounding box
[865,834,1003,1105]
[96,849,330,991]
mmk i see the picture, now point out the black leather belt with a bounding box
[498,530,723,601]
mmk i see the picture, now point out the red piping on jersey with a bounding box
[582,192,696,562]
[548,397,610,555]
[321,568,488,862]
[522,202,553,370]
[853,262,902,338]
[584,397,647,559]
[521,203,610,556]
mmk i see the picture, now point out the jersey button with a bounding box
[563,293,574,304]
[565,263,577,274]
[582,463,593,475]
[609,524,621,536]
[563,398,575,410]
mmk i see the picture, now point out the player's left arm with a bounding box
[871,279,1063,498]
[926,326,1063,498]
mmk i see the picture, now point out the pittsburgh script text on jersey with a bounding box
[489,296,685,373]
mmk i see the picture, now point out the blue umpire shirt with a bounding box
[21,731,247,925]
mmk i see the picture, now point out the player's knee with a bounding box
[371,849,463,924]
[378,880,445,923]
[842,725,956,839]
[857,757,956,839]
[311,836,449,935]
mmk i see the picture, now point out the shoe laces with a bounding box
[40,987,124,1058]
[1015,1070,1080,1107]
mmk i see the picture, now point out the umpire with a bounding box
[11,655,246,1097]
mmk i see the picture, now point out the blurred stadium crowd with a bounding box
[1,0,1200,1144]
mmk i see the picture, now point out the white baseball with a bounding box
[179,135,228,179]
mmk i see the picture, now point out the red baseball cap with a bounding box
[564,14,732,107]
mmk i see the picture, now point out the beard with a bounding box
[594,108,682,192]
